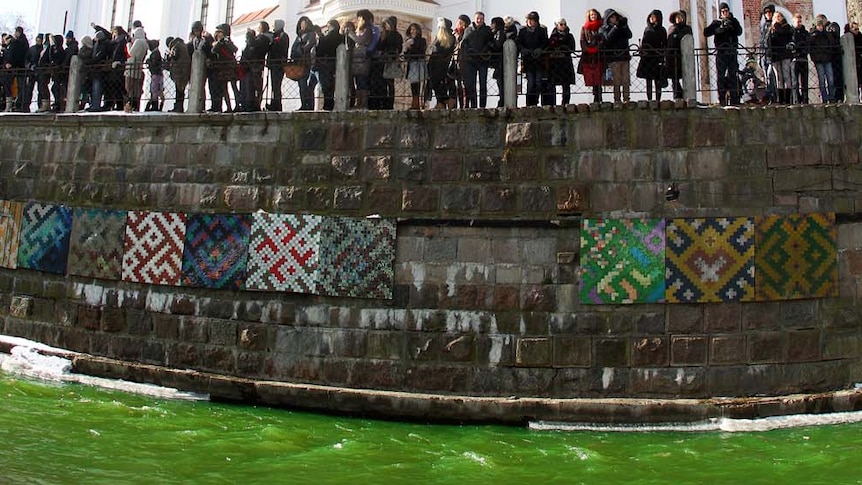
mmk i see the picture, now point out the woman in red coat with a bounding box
[578,9,603,103]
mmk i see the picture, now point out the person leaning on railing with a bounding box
[124,31,147,112]
[165,36,191,113]
[790,13,810,104]
[766,11,794,105]
[637,9,667,102]
[578,9,604,104]
[403,22,427,110]
[2,27,28,112]
[76,36,93,110]
[314,20,342,111]
[599,8,632,104]
[427,17,456,109]
[23,33,43,113]
[547,18,576,106]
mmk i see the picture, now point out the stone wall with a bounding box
[1,105,862,411]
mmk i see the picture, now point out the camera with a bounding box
[786,41,796,51]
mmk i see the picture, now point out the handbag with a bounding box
[283,61,308,81]
[406,59,428,83]
[383,60,404,79]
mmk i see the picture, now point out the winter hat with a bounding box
[526,11,539,22]
[555,18,567,26]
[215,23,231,36]
[458,14,471,26]
[95,30,108,41]
[762,4,775,14]
[274,19,285,32]
[437,17,452,30]
[65,30,74,39]
[133,20,143,28]
[191,20,203,32]
[719,2,729,10]
[327,19,340,31]
[35,33,44,41]
[81,36,93,48]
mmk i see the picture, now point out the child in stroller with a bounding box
[738,57,766,104]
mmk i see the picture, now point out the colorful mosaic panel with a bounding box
[666,217,755,303]
[755,213,837,300]
[317,217,397,299]
[579,218,666,304]
[181,214,251,289]
[246,213,322,293]
[122,211,187,286]
[17,202,73,274]
[0,200,23,269]
[68,209,127,280]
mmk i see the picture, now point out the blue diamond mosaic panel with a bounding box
[17,202,73,274]
[68,208,127,280]
[0,200,23,269]
[181,213,251,289]
[246,213,322,293]
[317,217,397,299]
[579,218,666,304]
[666,217,755,303]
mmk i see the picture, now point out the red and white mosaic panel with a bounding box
[121,211,187,286]
[246,213,321,293]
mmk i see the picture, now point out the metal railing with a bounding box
[0,33,858,114]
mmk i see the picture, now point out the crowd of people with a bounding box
[1,6,861,113]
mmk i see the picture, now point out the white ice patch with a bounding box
[0,335,207,401]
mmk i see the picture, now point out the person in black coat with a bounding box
[666,10,692,100]
[704,2,743,105]
[517,11,550,106]
[599,8,632,104]
[23,33,44,112]
[791,13,811,104]
[766,11,794,104]
[461,12,493,108]
[315,20,343,111]
[265,19,289,111]
[637,10,667,102]
[547,18,575,105]
[2,27,28,111]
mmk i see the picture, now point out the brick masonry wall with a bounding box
[1,105,862,399]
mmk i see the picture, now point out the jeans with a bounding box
[792,59,808,103]
[297,71,314,110]
[463,61,488,108]
[523,67,546,106]
[716,54,739,104]
[269,67,284,110]
[815,62,834,102]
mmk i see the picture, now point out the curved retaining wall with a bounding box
[2,104,862,423]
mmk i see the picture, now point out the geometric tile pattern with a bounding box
[0,200,23,269]
[246,213,322,293]
[121,211,187,286]
[579,218,666,304]
[317,216,397,299]
[666,217,755,303]
[68,208,127,280]
[181,213,251,290]
[755,213,837,300]
[16,202,73,274]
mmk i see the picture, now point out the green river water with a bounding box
[2,372,862,484]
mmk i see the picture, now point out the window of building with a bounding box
[225,0,235,24]
[127,0,136,29]
[201,0,209,28]
[110,0,118,27]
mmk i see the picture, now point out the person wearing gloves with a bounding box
[704,2,743,105]
[598,8,632,104]
[516,11,549,106]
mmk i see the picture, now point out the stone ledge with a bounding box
[69,353,862,425]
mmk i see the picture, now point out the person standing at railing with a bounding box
[427,17,456,109]
[517,11,549,107]
[46,35,66,112]
[315,20,341,111]
[2,27,28,112]
[376,17,401,110]
[343,10,375,110]
[165,36,191,113]
[599,8,632,104]
[578,9,604,104]
[403,23,427,110]
[547,18,576,106]
[666,10,691,100]
[704,2,742,106]
[766,11,794,105]
[760,5,776,104]
[810,18,836,103]
[210,25,237,112]
[790,13,810,104]
[144,39,164,111]
[292,17,317,111]
[488,17,506,108]
[23,34,43,112]
[847,22,862,100]
[264,20,289,112]
[637,10,667,102]
[124,31,146,112]
[462,12,493,109]
[77,36,93,110]
[823,17,844,102]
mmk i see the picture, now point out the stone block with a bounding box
[9,296,32,318]
[539,121,569,147]
[635,312,666,334]
[210,320,238,346]
[468,122,503,148]
[522,186,555,213]
[671,336,707,366]
[180,317,209,343]
[430,154,462,181]
[780,300,818,328]
[556,185,589,213]
[457,238,490,262]
[823,331,860,359]
[362,155,391,180]
[493,285,520,311]
[76,305,102,331]
[786,329,821,362]
[710,335,746,365]
[331,156,360,179]
[704,304,741,333]
[748,331,784,363]
[482,185,518,212]
[605,118,629,149]
[153,314,180,340]
[773,168,832,192]
[545,154,576,179]
[667,304,704,333]
[594,338,629,367]
[424,237,457,262]
[466,155,502,181]
[553,336,591,367]
[661,117,688,147]
[367,331,406,360]
[522,285,556,312]
[329,123,362,151]
[367,187,401,214]
[333,186,363,210]
[505,122,534,147]
[516,337,552,367]
[632,337,668,367]
[434,124,465,149]
[742,302,780,330]
[692,120,726,147]
[400,125,430,149]
[503,154,539,181]
[401,187,439,212]
[296,125,327,150]
[441,186,480,213]
[589,183,629,212]
[766,145,822,168]
[365,123,397,148]
[630,368,706,396]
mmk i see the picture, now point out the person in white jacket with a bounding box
[124,28,148,112]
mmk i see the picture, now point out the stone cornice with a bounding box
[300,0,437,22]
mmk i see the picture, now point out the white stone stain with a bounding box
[602,368,614,390]
[445,311,489,334]
[408,262,425,292]
[146,292,169,313]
